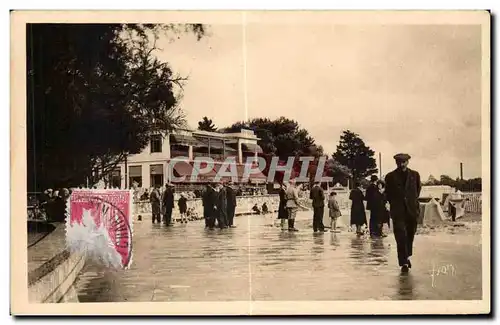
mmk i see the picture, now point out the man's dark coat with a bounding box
[384,168,422,219]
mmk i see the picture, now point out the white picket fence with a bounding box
[462,192,482,213]
[333,190,482,215]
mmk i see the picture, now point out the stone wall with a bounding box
[28,223,85,303]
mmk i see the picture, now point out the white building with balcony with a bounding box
[111,128,265,189]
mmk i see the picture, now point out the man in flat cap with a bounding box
[384,153,421,273]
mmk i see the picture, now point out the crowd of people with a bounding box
[28,188,71,222]
[274,152,423,273]
[136,185,268,203]
[275,180,346,233]
[29,152,429,273]
[145,181,239,230]
[348,175,391,237]
[28,152,456,274]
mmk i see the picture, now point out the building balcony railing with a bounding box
[171,150,239,163]
[170,150,190,158]
[193,152,237,162]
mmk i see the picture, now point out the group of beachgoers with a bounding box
[147,183,194,225]
[143,152,421,273]
[275,180,340,232]
[276,153,422,273]
[146,181,238,230]
[348,174,391,237]
[275,177,387,235]
[28,188,71,222]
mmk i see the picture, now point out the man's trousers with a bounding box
[392,212,418,266]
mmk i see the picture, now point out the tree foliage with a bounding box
[422,175,481,192]
[425,174,439,185]
[222,117,321,160]
[332,130,378,185]
[27,23,205,190]
[439,175,456,187]
[197,116,217,132]
[223,117,350,184]
[325,158,352,186]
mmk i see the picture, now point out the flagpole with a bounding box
[379,152,382,179]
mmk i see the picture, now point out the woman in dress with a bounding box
[369,180,390,237]
[178,193,188,223]
[277,183,288,230]
[349,182,367,235]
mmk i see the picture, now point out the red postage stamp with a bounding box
[66,189,133,269]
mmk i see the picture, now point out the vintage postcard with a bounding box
[11,10,490,315]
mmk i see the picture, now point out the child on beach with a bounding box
[178,193,188,223]
[328,192,341,233]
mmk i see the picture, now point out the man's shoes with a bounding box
[408,259,412,269]
[401,264,410,273]
[289,228,299,232]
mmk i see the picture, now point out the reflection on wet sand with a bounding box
[397,274,415,300]
[311,233,325,257]
[368,238,389,266]
[329,233,340,247]
[349,236,367,264]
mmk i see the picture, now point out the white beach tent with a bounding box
[418,197,447,225]
[443,189,466,220]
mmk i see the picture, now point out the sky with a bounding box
[156,22,483,180]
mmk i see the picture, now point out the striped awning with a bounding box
[150,164,164,175]
[170,134,204,147]
[129,166,142,177]
[242,143,263,153]
[194,137,223,149]
[194,137,238,151]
